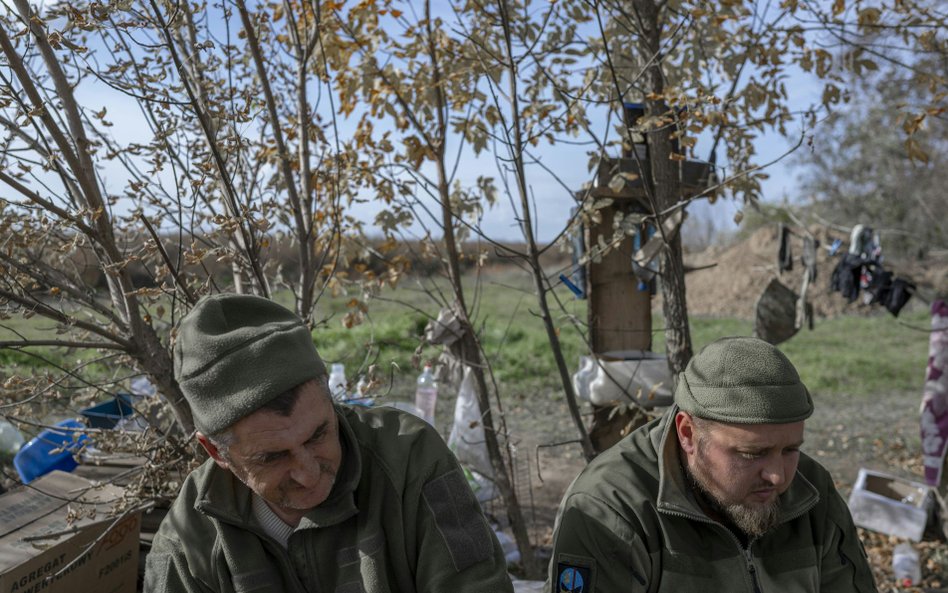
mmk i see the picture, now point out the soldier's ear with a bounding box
[196,432,231,470]
[675,411,698,455]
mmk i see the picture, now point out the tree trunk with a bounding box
[634,0,694,374]
[134,324,195,435]
[423,0,538,575]
[495,0,596,463]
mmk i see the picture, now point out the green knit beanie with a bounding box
[674,336,813,424]
[173,293,327,434]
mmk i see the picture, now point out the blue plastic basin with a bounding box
[13,419,90,484]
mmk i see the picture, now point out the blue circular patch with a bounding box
[558,567,585,592]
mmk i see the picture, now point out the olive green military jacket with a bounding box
[549,406,878,593]
[145,406,513,593]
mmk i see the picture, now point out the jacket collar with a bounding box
[194,404,363,530]
[653,405,820,526]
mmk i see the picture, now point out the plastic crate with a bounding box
[847,468,936,541]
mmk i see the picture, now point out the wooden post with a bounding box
[579,103,711,452]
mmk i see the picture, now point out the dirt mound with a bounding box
[682,226,948,319]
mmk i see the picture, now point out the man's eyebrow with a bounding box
[307,421,329,441]
[250,449,285,463]
[248,422,329,462]
[739,439,805,452]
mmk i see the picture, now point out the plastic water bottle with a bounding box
[328,363,347,401]
[892,543,921,586]
[414,365,438,427]
[0,419,25,457]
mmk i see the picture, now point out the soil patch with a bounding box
[681,226,948,319]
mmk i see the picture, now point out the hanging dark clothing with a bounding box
[830,254,864,302]
[778,224,793,272]
[802,237,818,282]
[866,269,894,305]
[884,278,915,317]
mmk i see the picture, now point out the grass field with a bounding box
[0,270,933,406]
[315,272,932,404]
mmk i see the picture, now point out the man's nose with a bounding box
[761,456,787,487]
[289,450,321,487]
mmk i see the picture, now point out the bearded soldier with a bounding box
[549,336,877,593]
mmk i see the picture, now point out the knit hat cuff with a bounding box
[676,374,814,424]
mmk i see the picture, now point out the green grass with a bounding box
[312,271,588,399]
[315,273,931,403]
[652,310,929,397]
[0,274,933,406]
[0,314,72,369]
[776,311,930,395]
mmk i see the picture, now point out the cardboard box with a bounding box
[0,471,141,593]
[847,468,936,541]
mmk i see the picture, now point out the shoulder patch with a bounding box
[422,468,492,572]
[554,554,595,593]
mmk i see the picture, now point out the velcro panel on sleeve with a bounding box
[422,469,493,572]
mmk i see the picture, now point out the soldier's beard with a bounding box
[683,454,782,539]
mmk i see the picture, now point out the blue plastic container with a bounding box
[13,419,90,484]
[81,394,136,429]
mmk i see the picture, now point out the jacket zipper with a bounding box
[658,507,764,592]
[744,547,762,593]
[657,487,820,593]
[260,529,310,593]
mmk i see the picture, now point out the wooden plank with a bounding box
[587,206,652,353]
[590,158,712,201]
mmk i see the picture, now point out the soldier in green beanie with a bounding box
[548,336,877,593]
[144,293,513,593]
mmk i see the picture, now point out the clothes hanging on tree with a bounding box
[830,254,866,302]
[848,224,878,258]
[884,278,915,317]
[778,224,793,272]
[829,223,912,316]
[858,268,915,317]
[921,299,948,487]
[866,269,894,305]
[802,236,818,282]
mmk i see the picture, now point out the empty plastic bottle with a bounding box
[892,543,921,586]
[328,363,347,401]
[414,365,438,427]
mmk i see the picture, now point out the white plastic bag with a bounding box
[448,369,497,501]
[572,350,673,408]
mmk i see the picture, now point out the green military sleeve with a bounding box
[548,492,652,593]
[819,490,879,593]
[144,532,217,593]
[407,428,514,593]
